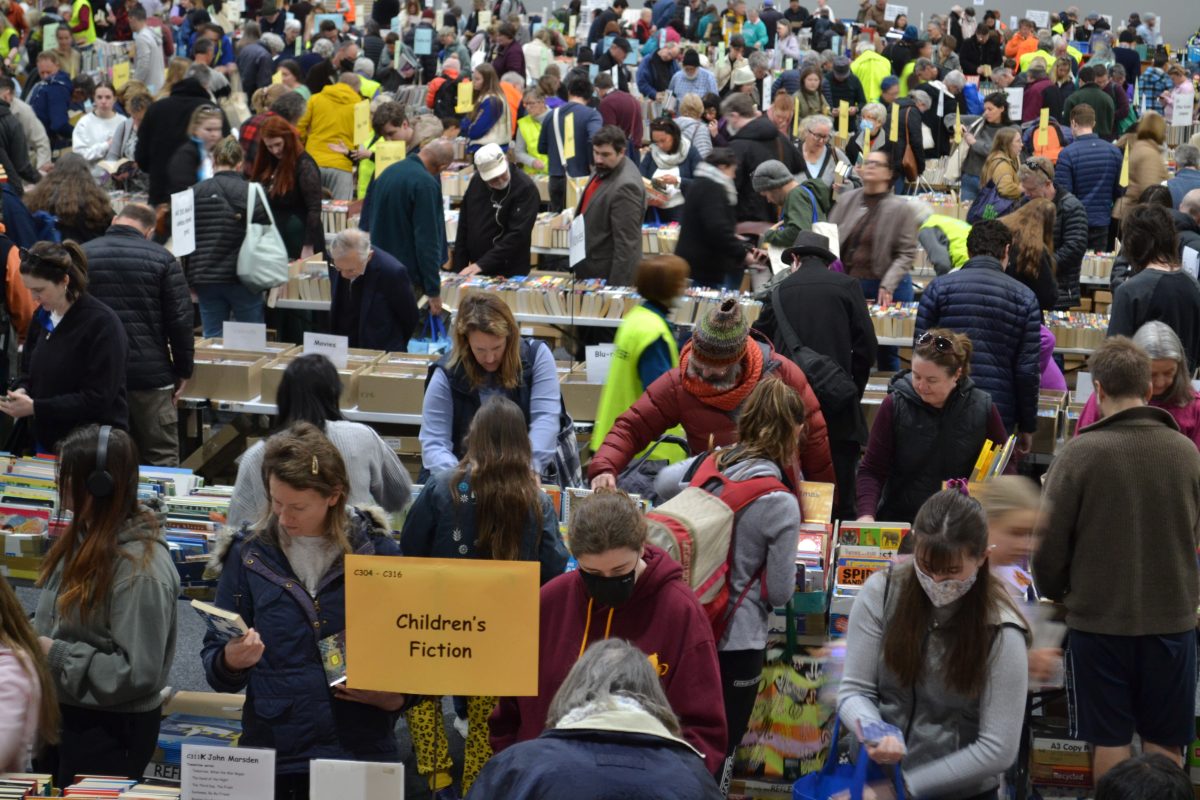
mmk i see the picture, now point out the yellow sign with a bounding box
[1036,107,1050,149]
[455,80,474,114]
[563,112,576,160]
[792,96,800,139]
[567,14,577,36]
[1119,142,1130,187]
[954,107,961,144]
[353,100,370,148]
[345,555,540,696]
[797,481,835,524]
[888,105,900,143]
[112,60,129,91]
[374,140,406,178]
[837,100,850,141]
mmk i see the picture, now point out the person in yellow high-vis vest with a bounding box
[918,212,972,275]
[354,101,413,200]
[69,0,96,47]
[591,256,690,464]
[514,87,548,175]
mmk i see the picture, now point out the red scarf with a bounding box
[679,341,764,412]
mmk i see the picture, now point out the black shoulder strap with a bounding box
[770,282,807,358]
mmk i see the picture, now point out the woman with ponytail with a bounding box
[1,241,128,452]
[401,396,568,798]
[0,575,58,773]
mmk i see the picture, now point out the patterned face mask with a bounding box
[913,560,978,607]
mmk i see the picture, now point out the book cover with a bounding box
[319,631,347,686]
[0,503,51,535]
[189,599,247,640]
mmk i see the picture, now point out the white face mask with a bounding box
[913,561,978,607]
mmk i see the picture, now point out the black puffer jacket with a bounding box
[84,225,195,391]
[135,78,232,205]
[185,171,270,286]
[729,115,803,222]
[0,100,38,196]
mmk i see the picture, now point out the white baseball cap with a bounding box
[474,143,508,181]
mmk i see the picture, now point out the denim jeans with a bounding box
[859,273,914,372]
[960,173,981,202]
[195,283,265,339]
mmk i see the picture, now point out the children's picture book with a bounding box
[190,599,247,640]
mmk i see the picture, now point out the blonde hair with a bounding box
[716,376,806,469]
[977,476,1040,523]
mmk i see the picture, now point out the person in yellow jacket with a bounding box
[850,40,892,103]
[513,87,548,174]
[917,211,972,275]
[353,101,414,199]
[68,0,95,47]
[591,256,690,465]
[297,73,362,200]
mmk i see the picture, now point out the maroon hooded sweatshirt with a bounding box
[488,544,728,773]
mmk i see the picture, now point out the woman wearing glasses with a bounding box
[856,329,1011,523]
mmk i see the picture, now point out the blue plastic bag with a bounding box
[792,717,906,800]
[407,314,451,355]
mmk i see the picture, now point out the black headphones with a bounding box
[86,425,115,498]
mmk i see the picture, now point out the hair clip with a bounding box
[311,455,319,475]
[946,478,970,497]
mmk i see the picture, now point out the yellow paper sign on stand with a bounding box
[374,140,406,178]
[345,555,540,696]
[889,106,900,143]
[838,100,850,141]
[1119,142,1130,187]
[567,14,577,36]
[563,112,576,160]
[1036,107,1050,149]
[353,100,370,148]
[954,107,961,144]
[455,80,474,114]
[112,61,129,91]
[792,96,800,139]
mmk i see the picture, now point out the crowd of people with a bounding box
[0,0,1198,798]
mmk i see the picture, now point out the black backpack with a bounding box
[769,281,860,414]
[433,74,467,119]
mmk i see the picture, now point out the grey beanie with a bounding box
[752,160,794,192]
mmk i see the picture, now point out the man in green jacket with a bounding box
[1061,65,1116,140]
[753,160,831,248]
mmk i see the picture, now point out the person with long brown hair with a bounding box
[0,575,58,772]
[653,376,803,776]
[419,291,563,481]
[401,397,567,798]
[837,489,1029,800]
[461,63,511,154]
[33,425,179,787]
[1000,197,1057,310]
[202,422,409,800]
[23,153,114,243]
[979,126,1022,201]
[249,115,324,258]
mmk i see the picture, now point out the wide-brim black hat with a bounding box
[780,230,837,266]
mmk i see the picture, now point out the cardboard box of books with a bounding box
[188,349,270,402]
[355,365,427,414]
[261,351,381,409]
[559,365,602,422]
[196,338,299,356]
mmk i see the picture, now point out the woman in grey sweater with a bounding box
[654,378,803,767]
[227,355,412,530]
[958,91,1013,202]
[836,489,1029,800]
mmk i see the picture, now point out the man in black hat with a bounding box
[824,55,867,127]
[596,36,634,93]
[754,230,877,520]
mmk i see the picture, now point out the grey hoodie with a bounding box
[655,456,801,651]
[34,500,180,713]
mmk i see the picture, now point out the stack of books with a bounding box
[641,224,680,254]
[1080,251,1116,279]
[320,200,350,235]
[0,773,51,798]
[869,303,920,339]
[1045,311,1109,350]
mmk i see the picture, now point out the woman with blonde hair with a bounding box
[1114,112,1169,224]
[461,63,510,153]
[157,56,191,98]
[419,291,564,481]
[654,376,804,767]
[0,575,58,772]
[203,423,409,800]
[676,93,713,157]
[999,197,1057,310]
[165,104,225,195]
[979,126,1022,201]
[401,397,568,796]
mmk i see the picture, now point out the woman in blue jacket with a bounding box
[639,117,700,225]
[461,63,511,153]
[202,423,409,800]
[401,396,568,798]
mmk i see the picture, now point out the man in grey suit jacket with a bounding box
[575,125,647,286]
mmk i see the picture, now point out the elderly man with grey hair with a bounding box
[915,67,968,156]
[329,228,419,352]
[1168,145,1200,210]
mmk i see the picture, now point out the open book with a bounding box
[190,599,248,640]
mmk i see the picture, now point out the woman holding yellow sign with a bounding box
[401,396,568,799]
[202,423,410,800]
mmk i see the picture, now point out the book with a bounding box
[190,599,247,640]
[319,631,347,686]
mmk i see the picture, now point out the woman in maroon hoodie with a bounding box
[489,491,728,776]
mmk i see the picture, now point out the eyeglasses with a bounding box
[808,131,831,141]
[1024,158,1052,181]
[916,332,954,352]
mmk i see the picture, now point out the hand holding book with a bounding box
[224,629,266,671]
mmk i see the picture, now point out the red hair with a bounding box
[250,116,303,197]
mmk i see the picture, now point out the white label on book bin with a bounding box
[170,188,195,257]
[182,744,274,800]
[568,215,587,268]
[585,343,616,383]
[222,321,267,352]
[1171,92,1194,128]
[310,759,405,800]
[884,4,907,21]
[304,332,349,369]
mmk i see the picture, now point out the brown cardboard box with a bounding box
[560,366,602,422]
[196,338,300,356]
[379,352,438,369]
[1032,401,1061,454]
[356,365,428,414]
[262,358,365,409]
[188,349,269,401]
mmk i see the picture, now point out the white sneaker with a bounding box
[453,716,469,739]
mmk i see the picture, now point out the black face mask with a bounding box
[339,58,356,71]
[579,568,637,607]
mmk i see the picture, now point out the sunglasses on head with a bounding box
[1024,158,1052,181]
[916,332,954,352]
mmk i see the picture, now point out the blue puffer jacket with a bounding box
[915,256,1043,434]
[201,507,402,774]
[470,726,724,799]
[1054,133,1125,228]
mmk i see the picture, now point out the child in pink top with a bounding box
[0,577,54,773]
